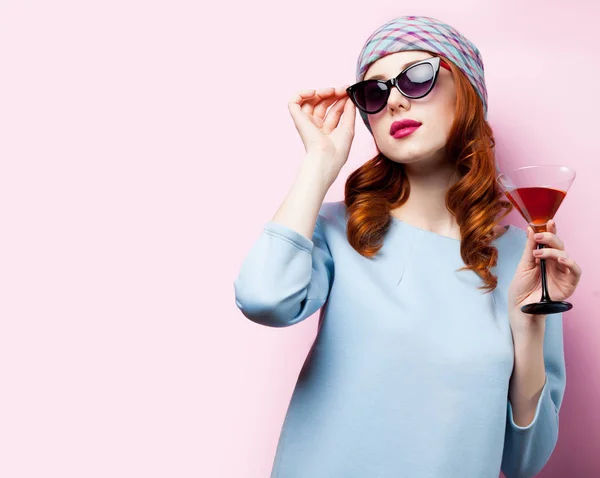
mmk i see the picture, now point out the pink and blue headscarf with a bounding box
[355,16,488,135]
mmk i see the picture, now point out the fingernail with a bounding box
[534,233,544,240]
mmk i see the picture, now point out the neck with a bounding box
[390,160,461,239]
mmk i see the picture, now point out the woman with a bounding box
[233,15,582,478]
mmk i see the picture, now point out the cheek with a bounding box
[439,87,457,127]
[425,95,456,141]
[423,78,456,119]
[367,111,387,132]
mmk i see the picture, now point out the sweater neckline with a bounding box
[389,216,513,244]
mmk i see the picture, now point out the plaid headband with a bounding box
[355,15,488,136]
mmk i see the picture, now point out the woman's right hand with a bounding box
[287,86,356,183]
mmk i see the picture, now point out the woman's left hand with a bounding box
[508,219,582,318]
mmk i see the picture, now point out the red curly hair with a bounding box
[344,54,513,293]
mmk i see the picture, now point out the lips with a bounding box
[390,119,422,135]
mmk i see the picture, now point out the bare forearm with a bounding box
[271,154,335,239]
[508,312,547,427]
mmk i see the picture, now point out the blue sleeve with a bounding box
[501,312,566,478]
[233,211,335,327]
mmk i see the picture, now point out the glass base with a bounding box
[521,300,573,315]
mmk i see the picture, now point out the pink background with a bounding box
[1,1,598,477]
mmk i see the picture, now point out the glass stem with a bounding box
[538,243,551,302]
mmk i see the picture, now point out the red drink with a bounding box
[505,186,566,232]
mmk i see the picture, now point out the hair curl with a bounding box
[344,54,513,292]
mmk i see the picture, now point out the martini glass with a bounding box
[496,165,576,315]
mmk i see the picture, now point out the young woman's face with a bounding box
[363,50,457,168]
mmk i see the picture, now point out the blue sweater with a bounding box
[234,200,565,478]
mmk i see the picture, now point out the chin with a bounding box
[381,143,430,163]
[381,135,447,165]
[387,155,429,165]
[386,148,449,168]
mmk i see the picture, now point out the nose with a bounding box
[387,81,411,112]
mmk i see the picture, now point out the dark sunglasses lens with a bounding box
[354,81,389,113]
[399,62,435,97]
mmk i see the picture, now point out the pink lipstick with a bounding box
[390,119,422,139]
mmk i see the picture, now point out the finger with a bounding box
[339,88,356,129]
[288,91,319,132]
[288,90,316,120]
[301,100,315,116]
[548,219,557,235]
[288,89,316,106]
[302,88,330,116]
[313,87,338,120]
[520,226,538,267]
[322,97,349,134]
[533,247,571,275]
[533,257,569,276]
[533,231,565,251]
[318,94,350,132]
[532,247,568,261]
[557,256,583,279]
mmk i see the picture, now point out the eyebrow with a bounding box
[364,58,427,81]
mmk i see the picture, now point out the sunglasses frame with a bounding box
[347,56,447,115]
